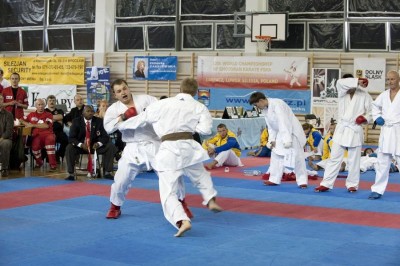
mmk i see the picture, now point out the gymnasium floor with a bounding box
[1,155,399,266]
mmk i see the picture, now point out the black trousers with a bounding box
[65,143,118,174]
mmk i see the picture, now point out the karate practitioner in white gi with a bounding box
[249,92,308,188]
[118,78,222,237]
[369,70,400,199]
[315,75,372,193]
[103,79,190,220]
[103,79,160,219]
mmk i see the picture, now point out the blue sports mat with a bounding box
[1,160,400,266]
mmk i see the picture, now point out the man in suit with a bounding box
[65,105,117,181]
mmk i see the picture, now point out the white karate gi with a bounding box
[104,94,161,206]
[359,155,378,172]
[371,89,400,194]
[261,98,308,186]
[320,78,372,189]
[118,93,218,228]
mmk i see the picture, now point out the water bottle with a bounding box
[243,170,262,176]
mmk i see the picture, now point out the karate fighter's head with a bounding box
[249,92,268,109]
[35,98,46,113]
[217,123,228,139]
[180,78,198,96]
[386,70,400,91]
[363,148,374,156]
[111,79,133,105]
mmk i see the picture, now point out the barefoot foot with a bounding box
[174,220,192,237]
[207,198,223,212]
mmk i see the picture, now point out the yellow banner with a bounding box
[0,57,85,85]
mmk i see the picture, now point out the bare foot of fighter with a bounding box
[205,160,218,170]
[308,157,320,171]
[174,220,192,237]
[207,197,223,212]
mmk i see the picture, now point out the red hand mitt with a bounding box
[355,115,368,125]
[122,107,138,121]
[358,78,368,87]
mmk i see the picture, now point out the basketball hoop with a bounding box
[255,35,272,54]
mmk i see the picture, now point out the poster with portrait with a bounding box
[311,68,341,133]
[133,56,177,80]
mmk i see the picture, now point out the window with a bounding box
[349,23,386,50]
[271,23,305,50]
[309,23,343,50]
[148,25,175,49]
[116,27,144,50]
[0,31,20,52]
[182,24,212,50]
[22,30,43,51]
[48,29,72,50]
[73,28,95,50]
[216,24,245,50]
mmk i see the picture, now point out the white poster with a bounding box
[354,58,386,92]
[311,68,341,133]
[27,84,77,111]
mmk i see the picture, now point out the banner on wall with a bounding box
[86,66,111,109]
[354,58,386,92]
[133,56,177,81]
[311,68,341,133]
[27,85,77,111]
[0,57,85,85]
[197,56,310,114]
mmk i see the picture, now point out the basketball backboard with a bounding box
[251,12,288,42]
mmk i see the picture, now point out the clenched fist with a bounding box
[121,107,138,121]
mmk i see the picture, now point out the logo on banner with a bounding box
[198,89,210,106]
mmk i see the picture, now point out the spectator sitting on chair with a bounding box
[2,72,28,120]
[247,128,271,157]
[203,123,243,169]
[0,94,14,176]
[302,123,323,160]
[19,98,57,171]
[65,105,117,181]
[45,95,69,163]
[63,94,85,135]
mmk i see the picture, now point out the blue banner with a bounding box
[133,56,177,81]
[196,88,310,115]
[86,66,111,109]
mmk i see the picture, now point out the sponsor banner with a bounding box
[27,85,77,111]
[86,66,111,109]
[354,58,386,92]
[311,68,341,132]
[197,56,310,114]
[196,88,310,114]
[197,56,308,89]
[0,57,85,85]
[133,56,177,80]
